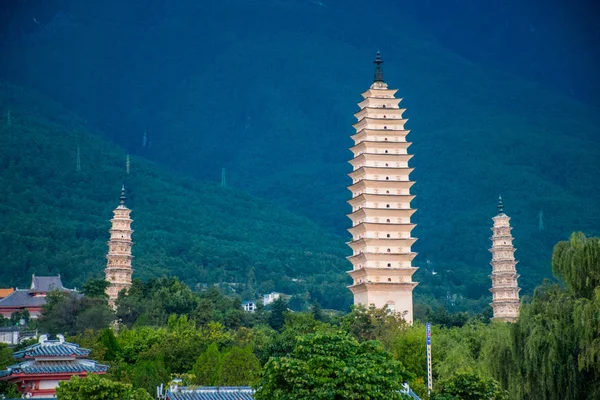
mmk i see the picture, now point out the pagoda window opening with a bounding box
[382,105,386,108]
[385,163,389,166]
[386,190,390,194]
[386,177,389,180]
[385,138,388,141]
[386,204,390,208]
[388,278,392,282]
[387,234,390,238]
[387,263,391,267]
[386,219,391,223]
[387,249,391,253]
[385,150,388,153]
[383,115,387,118]
[384,126,387,129]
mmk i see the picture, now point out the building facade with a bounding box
[346,52,418,323]
[0,335,108,398]
[489,196,521,322]
[263,292,281,306]
[105,186,134,303]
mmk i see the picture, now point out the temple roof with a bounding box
[166,387,255,400]
[30,275,67,293]
[0,288,14,298]
[0,290,47,308]
[0,360,108,377]
[13,340,90,359]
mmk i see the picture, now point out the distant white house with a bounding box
[0,327,37,346]
[263,292,281,306]
[242,301,256,313]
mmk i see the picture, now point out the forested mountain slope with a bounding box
[0,0,599,310]
[0,82,351,309]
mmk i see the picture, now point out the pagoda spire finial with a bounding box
[374,50,384,83]
[120,185,126,206]
[498,195,504,214]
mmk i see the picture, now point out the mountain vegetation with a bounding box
[0,0,598,312]
[0,81,351,310]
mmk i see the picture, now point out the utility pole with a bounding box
[426,323,432,394]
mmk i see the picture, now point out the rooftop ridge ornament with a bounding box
[374,50,384,83]
[498,195,504,214]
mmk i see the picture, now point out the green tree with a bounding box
[255,331,411,400]
[220,346,261,386]
[0,343,19,397]
[310,302,325,322]
[82,278,110,299]
[39,291,114,335]
[268,297,288,332]
[56,374,153,400]
[192,343,222,385]
[432,372,508,400]
[131,351,170,395]
[552,232,600,299]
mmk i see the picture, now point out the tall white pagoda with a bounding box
[346,52,418,323]
[105,186,134,304]
[489,196,521,322]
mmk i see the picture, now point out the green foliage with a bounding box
[220,346,261,386]
[342,305,409,348]
[552,232,600,298]
[82,278,110,299]
[38,291,115,335]
[432,372,508,400]
[192,343,222,386]
[268,297,288,332]
[56,374,153,400]
[131,352,170,396]
[255,331,412,400]
[0,81,353,310]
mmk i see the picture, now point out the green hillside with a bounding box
[1,0,599,311]
[0,82,351,310]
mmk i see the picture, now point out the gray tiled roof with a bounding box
[166,387,255,400]
[0,360,108,378]
[30,276,66,293]
[0,290,46,308]
[13,340,90,359]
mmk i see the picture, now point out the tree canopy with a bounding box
[255,331,412,400]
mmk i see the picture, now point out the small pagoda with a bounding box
[346,52,418,323]
[0,335,108,398]
[105,186,134,304]
[489,196,521,322]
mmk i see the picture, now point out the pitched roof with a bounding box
[166,387,255,400]
[0,288,14,298]
[30,275,67,293]
[0,290,47,308]
[13,340,90,359]
[0,360,108,377]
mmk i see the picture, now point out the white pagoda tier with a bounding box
[489,196,521,322]
[105,186,134,304]
[346,52,418,323]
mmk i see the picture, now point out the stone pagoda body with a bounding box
[0,335,108,398]
[489,196,521,322]
[346,52,418,323]
[105,186,134,303]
